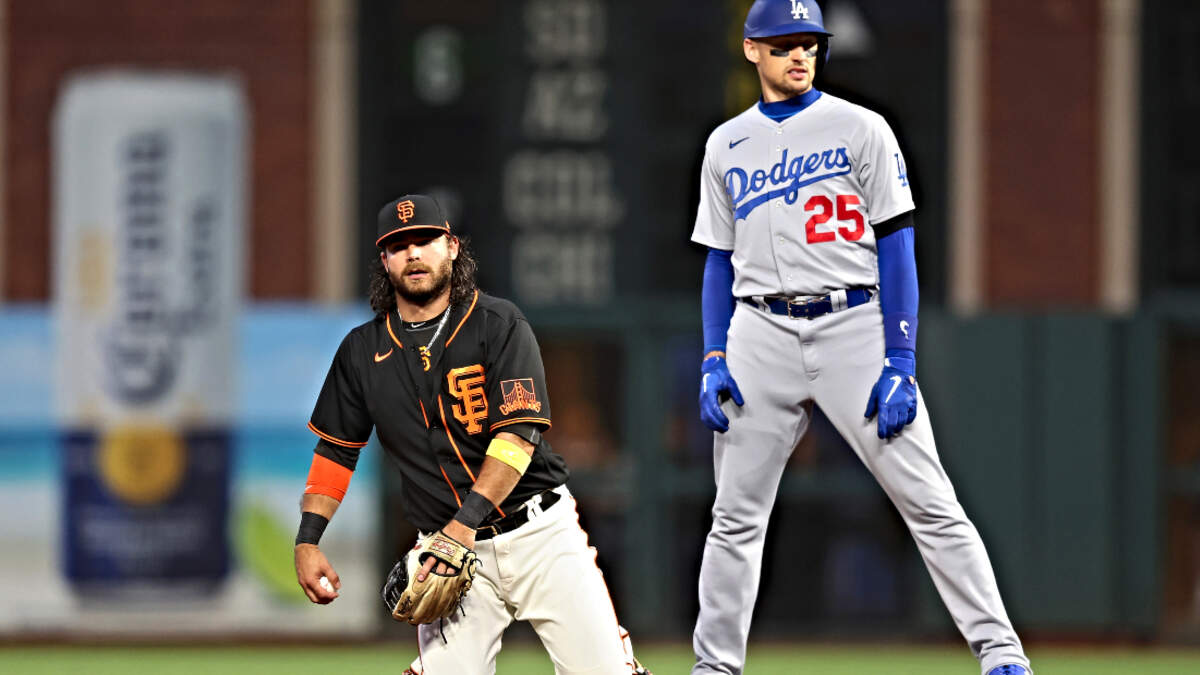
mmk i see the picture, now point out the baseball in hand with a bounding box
[319,576,334,593]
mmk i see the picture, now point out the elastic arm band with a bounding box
[486,437,532,475]
[453,491,495,530]
[304,453,353,502]
[295,511,329,546]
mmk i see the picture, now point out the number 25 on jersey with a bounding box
[804,194,864,244]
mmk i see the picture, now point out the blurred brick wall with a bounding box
[985,0,1100,306]
[3,0,313,300]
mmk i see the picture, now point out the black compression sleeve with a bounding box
[497,422,542,445]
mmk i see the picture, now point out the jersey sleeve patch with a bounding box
[498,378,543,415]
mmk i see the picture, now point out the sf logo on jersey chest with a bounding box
[447,364,487,434]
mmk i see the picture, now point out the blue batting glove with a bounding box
[699,353,744,433]
[863,351,918,439]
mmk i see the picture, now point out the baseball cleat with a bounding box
[986,666,1028,675]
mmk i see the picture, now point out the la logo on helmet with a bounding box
[790,0,810,20]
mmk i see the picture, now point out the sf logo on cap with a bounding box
[396,200,415,222]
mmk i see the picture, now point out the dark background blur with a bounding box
[2,0,1199,648]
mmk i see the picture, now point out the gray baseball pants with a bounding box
[692,299,1030,675]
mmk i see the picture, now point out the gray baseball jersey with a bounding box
[691,93,914,296]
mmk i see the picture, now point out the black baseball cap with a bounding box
[375,194,452,247]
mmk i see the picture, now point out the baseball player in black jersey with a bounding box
[292,195,648,674]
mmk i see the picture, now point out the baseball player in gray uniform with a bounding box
[690,2,1031,674]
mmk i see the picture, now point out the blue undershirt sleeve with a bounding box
[702,247,736,356]
[877,226,919,357]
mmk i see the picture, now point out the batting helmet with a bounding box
[744,0,832,39]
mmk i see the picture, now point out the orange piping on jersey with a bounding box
[436,389,509,520]
[437,396,477,482]
[304,453,353,502]
[307,421,368,448]
[444,289,479,347]
[439,465,462,507]
[419,400,430,428]
[436,393,501,514]
[385,314,404,348]
[490,417,552,433]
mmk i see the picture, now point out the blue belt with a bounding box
[740,288,874,320]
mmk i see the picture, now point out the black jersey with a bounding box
[307,290,569,532]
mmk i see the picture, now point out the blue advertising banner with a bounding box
[0,304,377,636]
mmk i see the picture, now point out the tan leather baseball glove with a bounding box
[382,530,479,625]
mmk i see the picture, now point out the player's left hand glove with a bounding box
[382,530,478,625]
[699,353,743,433]
[863,352,918,439]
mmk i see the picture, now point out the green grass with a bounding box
[3,643,1199,674]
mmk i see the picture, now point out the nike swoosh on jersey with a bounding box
[729,136,750,149]
[884,375,902,403]
[374,349,393,363]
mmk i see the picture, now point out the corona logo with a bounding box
[499,378,542,415]
[447,364,488,434]
[396,200,416,223]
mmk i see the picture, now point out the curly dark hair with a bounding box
[369,235,478,316]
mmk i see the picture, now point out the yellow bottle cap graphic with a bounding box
[98,426,186,506]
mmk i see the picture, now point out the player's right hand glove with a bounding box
[863,352,918,439]
[382,530,479,625]
[699,352,743,433]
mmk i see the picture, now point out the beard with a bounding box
[391,256,454,307]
